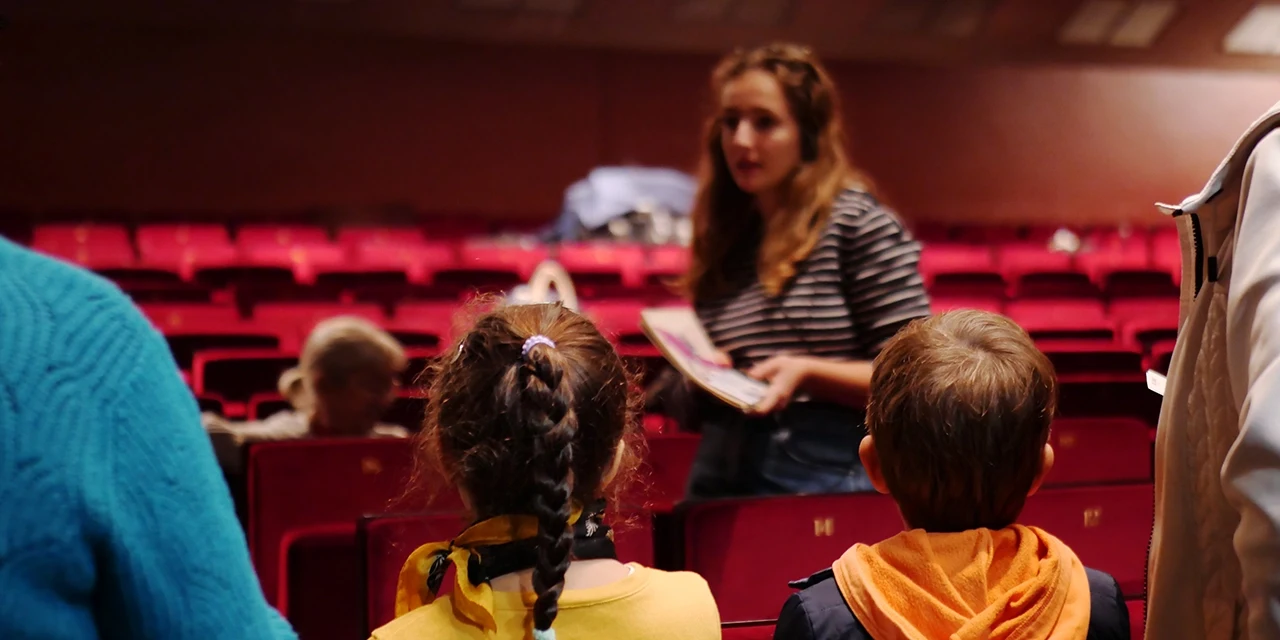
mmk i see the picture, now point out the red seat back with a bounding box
[722,621,777,639]
[628,434,700,513]
[1047,418,1152,485]
[1019,483,1153,597]
[680,493,904,623]
[247,439,457,607]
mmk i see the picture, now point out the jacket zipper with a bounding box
[1145,211,1205,629]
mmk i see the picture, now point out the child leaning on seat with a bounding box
[776,310,1130,640]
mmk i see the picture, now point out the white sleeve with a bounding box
[1223,129,1280,639]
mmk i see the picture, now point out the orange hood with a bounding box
[833,525,1091,640]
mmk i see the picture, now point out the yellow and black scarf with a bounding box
[395,501,615,634]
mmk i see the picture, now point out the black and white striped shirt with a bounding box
[695,190,931,369]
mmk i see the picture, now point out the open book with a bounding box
[639,307,768,412]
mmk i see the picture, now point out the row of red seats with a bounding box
[30,223,687,295]
[30,223,1182,305]
[239,433,1151,640]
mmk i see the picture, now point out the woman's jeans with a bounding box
[685,401,873,500]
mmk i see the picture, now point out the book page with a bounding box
[640,307,768,412]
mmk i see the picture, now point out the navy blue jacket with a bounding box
[775,567,1131,640]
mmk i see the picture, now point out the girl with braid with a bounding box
[370,303,720,640]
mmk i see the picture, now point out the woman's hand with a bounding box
[700,349,733,368]
[746,355,814,415]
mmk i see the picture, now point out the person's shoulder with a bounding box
[827,189,909,237]
[635,566,717,607]
[780,567,867,638]
[1083,567,1131,640]
[0,238,148,335]
[0,239,164,396]
[620,567,721,637]
[369,598,475,640]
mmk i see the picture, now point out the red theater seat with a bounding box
[359,509,651,634]
[193,348,298,403]
[32,223,134,268]
[581,300,652,356]
[247,439,458,610]
[1150,227,1181,286]
[628,433,700,513]
[1041,343,1143,377]
[930,294,1004,314]
[138,303,281,369]
[1127,598,1145,640]
[556,242,646,291]
[645,245,690,286]
[388,301,459,351]
[1000,243,1096,298]
[722,621,777,639]
[919,243,1005,299]
[678,492,904,623]
[252,302,387,351]
[433,239,547,294]
[1047,417,1152,485]
[338,227,426,248]
[1019,483,1153,598]
[238,224,331,248]
[1007,299,1115,344]
[279,524,365,640]
[1113,297,1180,351]
[359,512,469,633]
[1058,375,1161,425]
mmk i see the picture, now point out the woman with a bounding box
[678,43,931,499]
[371,303,719,640]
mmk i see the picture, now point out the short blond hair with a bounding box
[280,316,406,421]
[867,310,1057,532]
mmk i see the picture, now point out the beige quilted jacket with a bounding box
[1147,102,1280,640]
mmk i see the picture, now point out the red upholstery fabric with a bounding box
[1047,417,1153,485]
[680,493,904,623]
[359,512,469,633]
[32,224,134,268]
[1020,483,1153,597]
[279,524,365,640]
[1127,598,1146,640]
[138,303,281,369]
[556,242,646,289]
[252,302,387,351]
[629,434,700,513]
[247,439,456,609]
[645,245,690,285]
[238,225,331,248]
[721,621,777,639]
[192,348,298,402]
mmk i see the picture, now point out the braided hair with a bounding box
[413,302,640,637]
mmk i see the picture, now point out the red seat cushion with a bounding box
[679,493,904,623]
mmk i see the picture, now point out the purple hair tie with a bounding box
[522,335,556,358]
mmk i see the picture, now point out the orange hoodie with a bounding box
[833,525,1091,640]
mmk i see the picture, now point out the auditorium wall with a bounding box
[2,26,1277,226]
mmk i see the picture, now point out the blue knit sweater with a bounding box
[0,239,296,639]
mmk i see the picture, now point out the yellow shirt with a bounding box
[370,564,720,640]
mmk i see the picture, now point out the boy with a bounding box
[775,310,1129,639]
